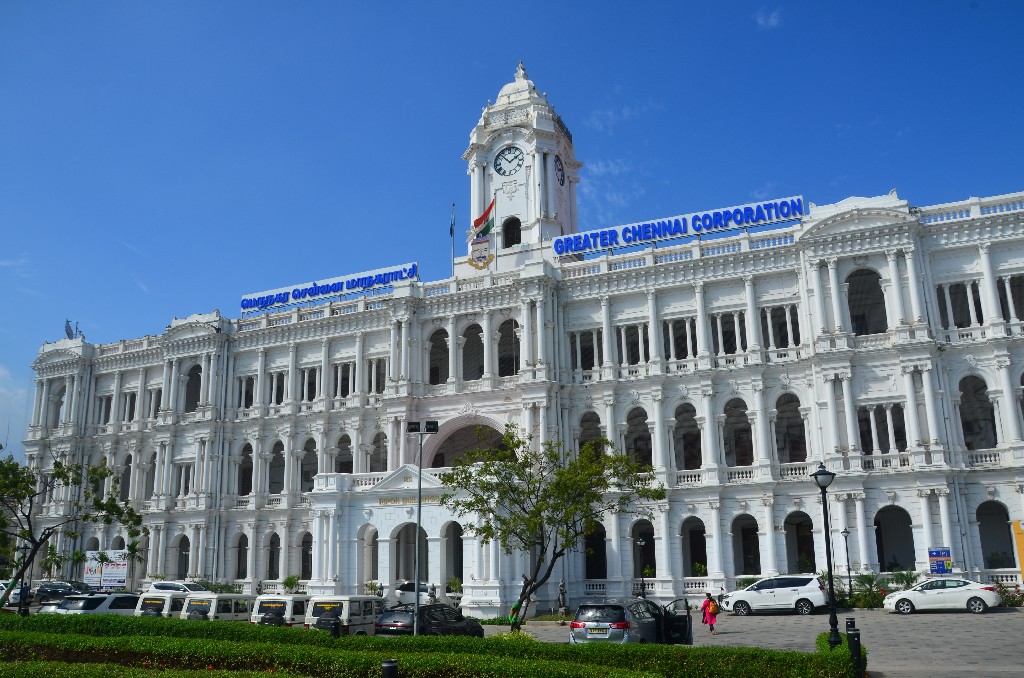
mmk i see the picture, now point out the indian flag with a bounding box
[473,198,495,238]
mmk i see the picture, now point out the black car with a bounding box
[35,581,93,604]
[375,604,484,637]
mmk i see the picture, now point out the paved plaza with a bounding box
[490,607,1023,677]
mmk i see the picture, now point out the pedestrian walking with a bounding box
[700,591,719,635]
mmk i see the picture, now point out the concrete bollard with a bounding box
[381,659,398,678]
[847,629,864,678]
[846,617,856,632]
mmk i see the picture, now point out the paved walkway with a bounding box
[488,607,1023,677]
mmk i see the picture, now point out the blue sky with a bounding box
[1,1,1022,461]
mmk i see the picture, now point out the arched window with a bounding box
[497,320,520,377]
[184,365,202,412]
[680,517,707,577]
[238,444,254,495]
[431,425,502,468]
[175,535,190,580]
[235,534,249,580]
[775,394,805,463]
[120,455,132,502]
[631,520,656,594]
[266,533,281,580]
[335,435,353,474]
[300,439,317,492]
[578,412,603,459]
[723,398,753,466]
[959,376,997,450]
[300,533,313,580]
[369,433,387,473]
[461,324,484,381]
[502,217,522,248]
[428,329,449,385]
[977,501,1015,568]
[847,269,888,335]
[268,442,285,494]
[624,408,652,467]
[783,512,815,573]
[673,403,701,470]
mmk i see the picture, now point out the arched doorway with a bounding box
[724,398,753,466]
[847,269,888,335]
[732,515,760,576]
[268,442,285,493]
[300,533,313,580]
[681,517,707,577]
[977,501,1015,568]
[874,506,915,571]
[959,376,998,450]
[394,523,428,582]
[266,533,281,580]
[624,407,652,467]
[430,424,503,468]
[428,329,449,385]
[578,412,603,459]
[497,319,520,377]
[461,325,484,381]
[442,522,464,588]
[631,519,656,595]
[175,535,190,580]
[673,403,702,470]
[238,444,254,495]
[335,434,353,473]
[235,534,248,580]
[369,433,387,473]
[184,365,202,412]
[775,394,806,463]
[783,512,815,573]
[300,439,317,492]
[584,522,607,579]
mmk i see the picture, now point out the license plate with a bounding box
[588,627,608,634]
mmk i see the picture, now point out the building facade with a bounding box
[24,65,1024,615]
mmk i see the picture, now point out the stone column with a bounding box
[256,349,266,412]
[354,334,365,393]
[481,311,493,380]
[762,495,778,576]
[823,375,840,456]
[743,275,760,354]
[753,382,770,463]
[708,501,724,579]
[646,290,663,372]
[826,257,844,332]
[997,357,1022,441]
[702,386,718,468]
[866,406,881,454]
[918,489,935,557]
[935,488,954,559]
[902,367,923,447]
[853,493,871,571]
[320,338,331,405]
[651,390,667,469]
[920,364,943,448]
[521,300,534,370]
[886,249,906,326]
[808,259,828,337]
[199,353,210,407]
[694,282,709,358]
[536,292,548,378]
[601,296,614,378]
[978,243,1001,328]
[904,248,925,325]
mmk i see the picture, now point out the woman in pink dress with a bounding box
[700,591,718,635]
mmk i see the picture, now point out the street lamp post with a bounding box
[811,462,842,651]
[636,538,647,598]
[407,420,438,637]
[17,543,30,617]
[840,527,853,597]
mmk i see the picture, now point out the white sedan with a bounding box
[883,578,1001,614]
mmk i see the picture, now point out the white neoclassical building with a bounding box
[24,65,1024,616]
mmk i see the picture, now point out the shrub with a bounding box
[734,577,760,590]
[886,569,921,591]
[995,581,1024,607]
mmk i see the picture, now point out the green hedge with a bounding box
[0,616,865,677]
[0,662,304,678]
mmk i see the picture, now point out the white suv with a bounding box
[53,593,140,615]
[722,575,827,616]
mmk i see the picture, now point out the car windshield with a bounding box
[311,601,344,618]
[186,599,212,613]
[258,600,288,615]
[575,605,627,623]
[376,610,413,625]
[61,596,104,610]
[139,597,167,612]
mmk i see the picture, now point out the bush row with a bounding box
[0,661,303,678]
[0,626,862,678]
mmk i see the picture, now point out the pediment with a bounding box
[33,348,82,370]
[370,464,448,493]
[801,206,916,241]
[163,321,219,342]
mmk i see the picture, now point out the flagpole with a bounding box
[492,189,498,273]
[450,202,455,279]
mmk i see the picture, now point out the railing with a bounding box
[619,363,649,379]
[496,376,518,389]
[609,256,647,272]
[749,233,794,250]
[583,582,607,597]
[778,462,813,480]
[766,346,801,362]
[298,310,324,321]
[332,303,359,315]
[726,468,755,482]
[715,353,747,369]
[701,241,741,257]
[265,496,283,508]
[920,192,1024,224]
[981,570,1022,585]
[666,358,698,373]
[853,333,893,350]
[675,471,702,486]
[654,250,692,264]
[946,326,987,343]
[352,472,389,490]
[967,450,1001,467]
[423,283,451,297]
[233,497,253,509]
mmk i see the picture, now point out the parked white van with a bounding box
[147,580,209,593]
[303,595,385,635]
[250,594,311,627]
[135,591,189,618]
[181,593,255,621]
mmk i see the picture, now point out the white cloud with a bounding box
[134,275,150,293]
[585,159,634,177]
[0,363,31,463]
[754,7,783,30]
[750,182,778,201]
[584,101,664,134]
[0,256,29,268]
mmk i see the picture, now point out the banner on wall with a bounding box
[83,550,129,589]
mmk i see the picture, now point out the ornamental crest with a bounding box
[468,236,494,270]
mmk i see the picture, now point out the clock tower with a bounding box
[460,63,580,273]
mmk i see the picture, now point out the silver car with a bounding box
[569,598,667,644]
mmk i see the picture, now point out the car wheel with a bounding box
[795,599,814,615]
[895,599,914,615]
[967,597,988,614]
[38,596,49,604]
[733,601,751,616]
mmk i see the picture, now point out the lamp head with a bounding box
[841,527,850,538]
[810,462,836,490]
[425,420,439,433]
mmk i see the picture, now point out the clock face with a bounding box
[554,155,565,186]
[494,146,525,176]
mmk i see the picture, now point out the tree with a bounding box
[41,545,65,579]
[69,550,87,581]
[0,454,145,606]
[438,424,666,632]
[125,540,145,592]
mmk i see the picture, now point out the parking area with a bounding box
[493,607,1024,677]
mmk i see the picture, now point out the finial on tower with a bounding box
[515,60,528,80]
